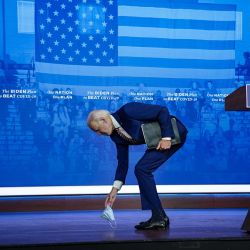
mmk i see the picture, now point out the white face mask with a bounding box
[101,205,116,228]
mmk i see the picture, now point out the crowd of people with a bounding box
[0,77,249,184]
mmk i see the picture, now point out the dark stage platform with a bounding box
[1,209,250,250]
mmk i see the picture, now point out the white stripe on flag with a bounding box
[36,62,234,79]
[118,26,235,41]
[118,46,235,60]
[119,6,236,21]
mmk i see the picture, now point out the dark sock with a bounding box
[151,209,165,221]
[161,209,167,218]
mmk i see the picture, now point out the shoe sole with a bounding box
[139,219,170,225]
[135,223,169,230]
[135,226,168,230]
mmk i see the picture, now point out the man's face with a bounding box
[90,116,113,136]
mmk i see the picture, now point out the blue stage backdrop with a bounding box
[0,0,249,187]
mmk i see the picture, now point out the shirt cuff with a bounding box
[113,180,123,190]
[162,137,172,141]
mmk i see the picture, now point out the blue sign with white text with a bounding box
[247,85,250,108]
[0,0,250,188]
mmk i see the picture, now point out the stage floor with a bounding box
[0,209,250,248]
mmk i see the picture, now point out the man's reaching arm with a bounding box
[105,143,128,207]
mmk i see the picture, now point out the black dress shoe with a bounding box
[139,216,170,226]
[135,219,168,230]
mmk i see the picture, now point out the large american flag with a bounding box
[35,0,236,88]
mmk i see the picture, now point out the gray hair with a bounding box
[87,109,110,128]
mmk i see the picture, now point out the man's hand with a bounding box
[105,187,118,207]
[156,139,171,150]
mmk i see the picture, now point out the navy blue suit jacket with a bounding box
[110,102,188,184]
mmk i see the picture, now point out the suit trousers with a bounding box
[134,139,186,215]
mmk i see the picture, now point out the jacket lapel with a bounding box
[111,111,144,142]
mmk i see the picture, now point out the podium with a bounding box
[225,85,250,232]
[225,86,250,111]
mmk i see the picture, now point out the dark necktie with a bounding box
[115,127,138,144]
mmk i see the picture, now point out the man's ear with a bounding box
[99,117,106,124]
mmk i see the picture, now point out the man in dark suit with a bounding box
[87,102,188,230]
